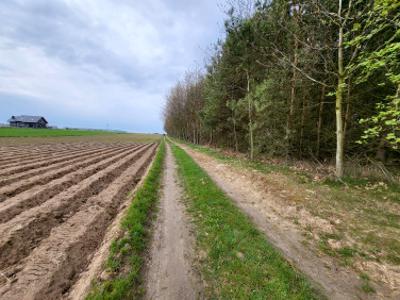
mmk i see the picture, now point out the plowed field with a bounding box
[0,141,157,299]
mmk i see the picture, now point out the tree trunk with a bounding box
[299,91,307,157]
[286,37,299,150]
[336,0,345,178]
[233,115,239,152]
[375,137,387,162]
[316,85,326,158]
[343,82,351,144]
[246,70,254,160]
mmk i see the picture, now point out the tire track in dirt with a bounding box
[0,144,135,201]
[0,146,119,177]
[179,144,388,300]
[144,144,202,300]
[0,146,129,187]
[0,144,154,271]
[0,145,157,300]
[0,145,145,222]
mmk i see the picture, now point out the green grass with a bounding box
[179,140,294,175]
[0,127,121,137]
[180,140,400,197]
[180,140,400,268]
[359,273,376,294]
[170,142,322,299]
[86,140,165,300]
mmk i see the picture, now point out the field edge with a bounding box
[84,140,165,300]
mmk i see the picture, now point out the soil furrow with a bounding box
[0,143,125,163]
[0,145,157,300]
[0,145,145,222]
[0,142,117,157]
[0,144,135,201]
[0,146,110,168]
[0,143,108,164]
[0,146,121,177]
[0,146,69,160]
[0,144,153,271]
[0,146,128,187]
[0,145,108,166]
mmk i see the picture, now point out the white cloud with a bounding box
[0,0,225,132]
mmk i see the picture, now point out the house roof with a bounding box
[8,115,48,123]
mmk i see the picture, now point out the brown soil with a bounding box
[180,144,396,300]
[0,145,120,177]
[67,147,156,300]
[0,144,109,168]
[0,144,152,271]
[0,145,146,223]
[0,141,157,299]
[0,144,133,200]
[0,145,131,188]
[144,143,202,300]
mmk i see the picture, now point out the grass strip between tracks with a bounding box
[86,140,165,300]
[170,141,322,299]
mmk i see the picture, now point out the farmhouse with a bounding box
[8,115,48,128]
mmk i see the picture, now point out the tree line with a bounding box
[164,0,399,178]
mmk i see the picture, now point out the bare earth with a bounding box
[180,144,395,300]
[144,144,202,300]
[0,140,157,300]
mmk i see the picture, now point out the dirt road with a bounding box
[179,144,392,300]
[144,144,202,300]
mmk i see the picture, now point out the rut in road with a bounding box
[144,143,202,300]
[179,144,392,300]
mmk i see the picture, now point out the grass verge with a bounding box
[170,141,321,299]
[178,140,400,293]
[85,140,165,300]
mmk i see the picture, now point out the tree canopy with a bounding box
[164,0,400,177]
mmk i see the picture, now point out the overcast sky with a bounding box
[0,0,225,132]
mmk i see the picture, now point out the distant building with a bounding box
[8,115,48,128]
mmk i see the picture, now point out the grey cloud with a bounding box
[0,0,225,132]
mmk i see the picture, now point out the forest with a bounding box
[163,0,400,178]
